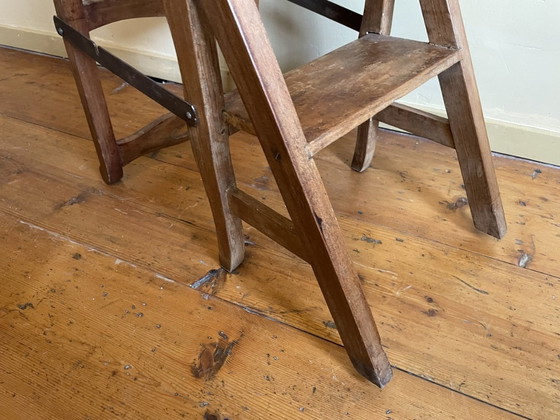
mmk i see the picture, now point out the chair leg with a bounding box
[351,119,379,172]
[53,0,123,184]
[202,0,392,386]
[351,0,395,172]
[164,0,245,271]
[421,0,507,238]
[439,63,507,238]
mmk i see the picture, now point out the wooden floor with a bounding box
[1,46,559,419]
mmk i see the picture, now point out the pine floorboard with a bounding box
[1,46,559,419]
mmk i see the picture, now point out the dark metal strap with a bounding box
[285,0,362,31]
[53,16,198,126]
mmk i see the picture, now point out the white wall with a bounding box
[1,0,559,164]
[0,0,181,82]
[260,0,560,164]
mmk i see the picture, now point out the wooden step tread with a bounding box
[224,33,460,155]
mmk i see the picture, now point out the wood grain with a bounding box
[204,0,392,386]
[82,0,165,30]
[0,47,180,141]
[223,33,460,155]
[1,48,559,417]
[351,117,379,172]
[420,0,507,239]
[229,188,310,262]
[375,102,454,148]
[351,0,395,172]
[361,0,395,36]
[53,0,196,184]
[164,0,245,271]
[117,112,189,165]
[1,111,555,416]
[0,212,517,419]
[54,0,123,183]
[0,48,557,278]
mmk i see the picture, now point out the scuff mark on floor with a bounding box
[360,235,382,245]
[454,275,489,295]
[518,252,532,268]
[443,196,468,211]
[323,320,337,329]
[190,269,227,295]
[517,235,536,269]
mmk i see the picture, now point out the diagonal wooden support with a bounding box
[228,189,310,263]
[420,0,507,238]
[200,0,393,387]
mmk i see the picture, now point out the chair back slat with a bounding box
[84,0,165,30]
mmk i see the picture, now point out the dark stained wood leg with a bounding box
[351,0,395,172]
[202,0,392,386]
[421,0,506,239]
[351,119,378,172]
[438,63,507,238]
[164,0,245,271]
[53,0,123,184]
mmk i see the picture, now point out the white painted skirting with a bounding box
[0,24,233,89]
[390,104,560,167]
[2,24,558,166]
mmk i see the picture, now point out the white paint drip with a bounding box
[396,285,413,296]
[19,220,93,249]
[154,273,177,284]
[19,220,139,273]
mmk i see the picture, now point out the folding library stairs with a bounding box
[53,0,506,387]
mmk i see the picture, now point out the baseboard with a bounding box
[0,24,233,90]
[2,24,558,166]
[484,119,560,167]
[385,103,560,167]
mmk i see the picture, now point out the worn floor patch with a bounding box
[192,332,238,381]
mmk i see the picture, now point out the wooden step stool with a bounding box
[53,0,507,388]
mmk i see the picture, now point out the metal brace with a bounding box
[286,0,362,31]
[53,16,198,126]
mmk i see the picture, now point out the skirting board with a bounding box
[0,24,234,91]
[386,104,560,167]
[2,24,558,167]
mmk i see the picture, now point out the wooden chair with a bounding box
[52,0,195,185]
[53,0,507,388]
